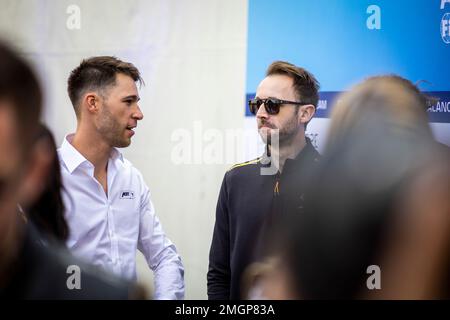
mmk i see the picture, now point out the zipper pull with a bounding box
[274,180,280,195]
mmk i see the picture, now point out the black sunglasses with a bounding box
[248,98,308,115]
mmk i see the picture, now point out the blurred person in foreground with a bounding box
[20,124,69,245]
[243,75,450,299]
[0,41,143,299]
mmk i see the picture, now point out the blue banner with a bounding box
[245,0,450,124]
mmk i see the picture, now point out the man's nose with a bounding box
[133,105,144,120]
[256,103,269,119]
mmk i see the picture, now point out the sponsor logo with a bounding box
[120,190,135,199]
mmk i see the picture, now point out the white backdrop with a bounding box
[0,0,248,299]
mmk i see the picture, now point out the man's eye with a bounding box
[124,100,132,105]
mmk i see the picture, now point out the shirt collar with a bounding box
[109,147,124,162]
[59,133,123,174]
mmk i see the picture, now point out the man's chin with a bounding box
[258,127,271,143]
[259,127,280,139]
[258,127,271,136]
[114,139,131,148]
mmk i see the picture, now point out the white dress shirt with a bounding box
[58,134,184,299]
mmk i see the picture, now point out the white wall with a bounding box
[0,0,248,299]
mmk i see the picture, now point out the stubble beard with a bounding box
[260,112,300,148]
[98,105,131,148]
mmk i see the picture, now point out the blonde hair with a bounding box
[326,76,433,151]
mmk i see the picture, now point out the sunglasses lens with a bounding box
[265,99,280,115]
[248,100,258,115]
[249,99,281,115]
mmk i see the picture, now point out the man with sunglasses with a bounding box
[208,61,321,299]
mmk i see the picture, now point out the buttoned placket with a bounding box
[107,157,121,274]
[84,158,122,275]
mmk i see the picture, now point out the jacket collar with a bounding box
[260,137,320,171]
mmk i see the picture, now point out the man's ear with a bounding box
[298,104,315,125]
[17,138,53,208]
[84,93,100,114]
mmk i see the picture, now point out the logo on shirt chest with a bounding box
[120,190,135,199]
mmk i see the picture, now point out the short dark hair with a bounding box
[67,56,143,116]
[0,41,42,148]
[266,61,320,108]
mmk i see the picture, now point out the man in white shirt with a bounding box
[58,56,184,299]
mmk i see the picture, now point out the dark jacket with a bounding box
[0,223,138,299]
[207,138,320,299]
